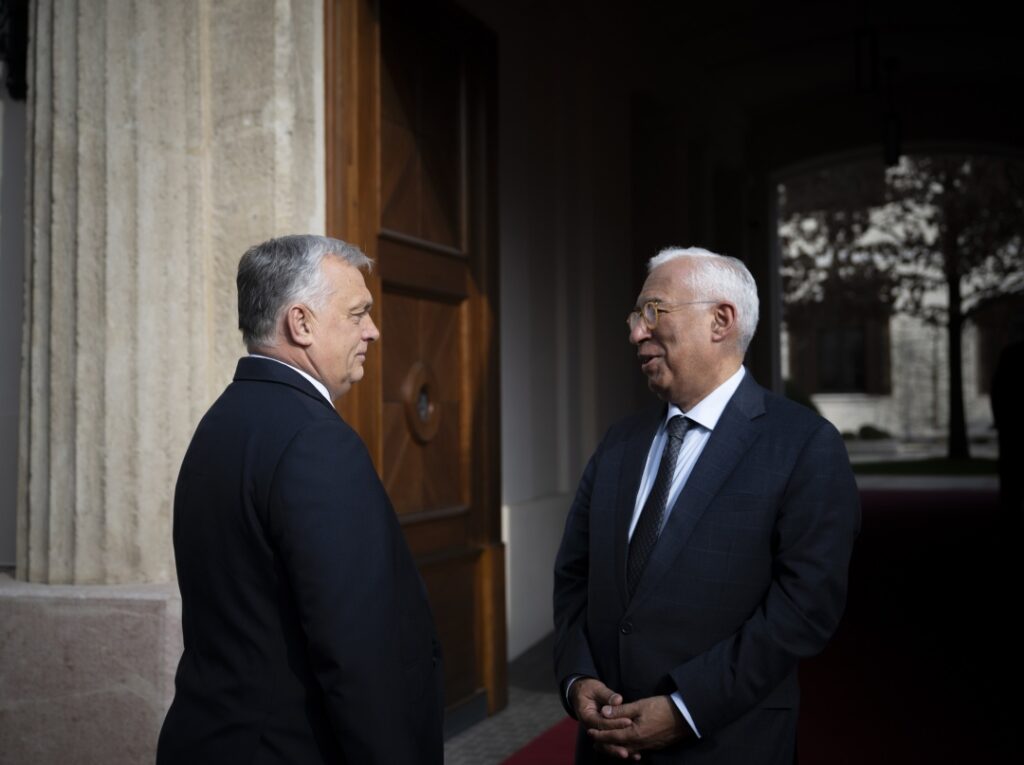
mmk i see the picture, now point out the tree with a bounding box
[779,154,1024,458]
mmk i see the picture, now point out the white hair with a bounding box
[648,246,760,352]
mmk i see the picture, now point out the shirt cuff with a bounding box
[564,674,584,707]
[671,691,701,738]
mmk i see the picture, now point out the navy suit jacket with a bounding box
[553,373,859,764]
[157,357,443,765]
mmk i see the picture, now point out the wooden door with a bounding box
[325,0,505,723]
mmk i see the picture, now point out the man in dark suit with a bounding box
[554,247,859,763]
[157,235,443,764]
[992,335,1024,530]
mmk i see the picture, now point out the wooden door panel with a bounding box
[380,0,463,248]
[420,554,481,705]
[380,121,420,235]
[326,0,505,720]
[401,511,471,558]
[378,237,469,295]
[380,292,421,401]
[381,292,463,516]
[421,301,462,396]
[419,132,462,246]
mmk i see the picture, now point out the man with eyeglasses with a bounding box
[554,247,859,764]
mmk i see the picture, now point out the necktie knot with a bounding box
[667,415,689,442]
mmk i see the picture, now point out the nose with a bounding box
[364,315,380,342]
[629,319,650,345]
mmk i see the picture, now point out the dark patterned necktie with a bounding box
[627,415,689,597]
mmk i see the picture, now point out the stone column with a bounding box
[2,0,324,761]
[17,0,324,586]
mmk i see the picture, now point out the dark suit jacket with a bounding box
[157,357,443,765]
[553,373,859,764]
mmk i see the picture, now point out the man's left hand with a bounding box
[587,694,690,758]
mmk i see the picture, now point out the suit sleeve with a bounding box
[553,451,602,716]
[266,419,432,764]
[669,419,860,734]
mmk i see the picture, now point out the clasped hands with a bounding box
[570,677,689,760]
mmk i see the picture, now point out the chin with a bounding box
[646,379,670,401]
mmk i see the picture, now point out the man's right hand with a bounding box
[570,678,631,728]
[570,677,638,759]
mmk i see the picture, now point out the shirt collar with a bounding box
[665,365,746,431]
[248,354,334,405]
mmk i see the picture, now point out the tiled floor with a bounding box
[444,633,567,765]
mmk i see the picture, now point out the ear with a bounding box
[709,302,738,344]
[283,303,315,348]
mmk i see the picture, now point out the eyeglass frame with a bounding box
[626,300,717,331]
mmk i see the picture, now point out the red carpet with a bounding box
[504,487,1022,763]
[797,488,1020,763]
[501,717,576,764]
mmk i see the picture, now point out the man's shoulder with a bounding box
[190,380,368,480]
[759,386,826,425]
[204,370,353,446]
[748,382,848,461]
[221,374,331,414]
[729,374,831,431]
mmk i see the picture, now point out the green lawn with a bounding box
[851,457,998,475]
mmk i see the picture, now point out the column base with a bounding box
[0,573,182,764]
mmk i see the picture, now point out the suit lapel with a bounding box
[627,374,766,608]
[613,404,664,609]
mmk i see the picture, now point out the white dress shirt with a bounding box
[629,365,746,737]
[629,366,746,538]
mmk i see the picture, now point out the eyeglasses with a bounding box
[626,300,716,331]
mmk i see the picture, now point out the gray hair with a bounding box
[648,246,760,352]
[237,235,372,350]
